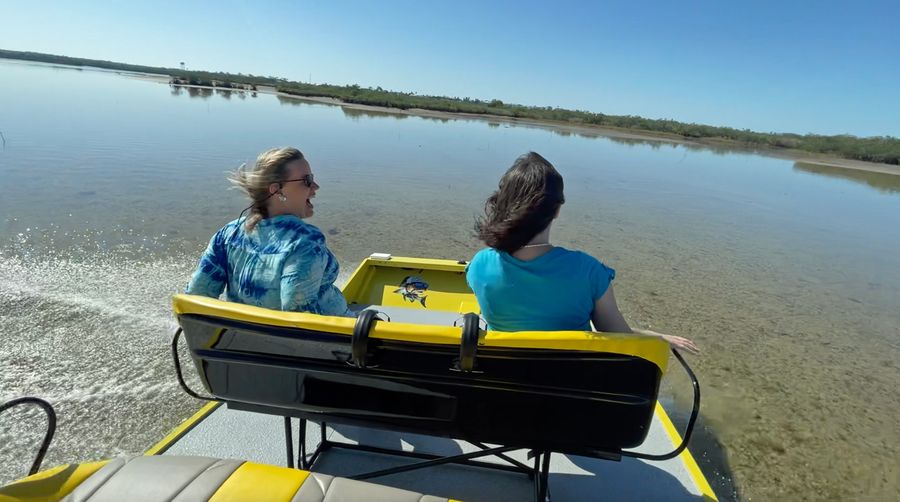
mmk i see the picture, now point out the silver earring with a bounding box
[278,193,287,202]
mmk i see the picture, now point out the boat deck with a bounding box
[158,402,715,501]
[161,258,717,500]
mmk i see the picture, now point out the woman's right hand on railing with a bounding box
[633,328,700,355]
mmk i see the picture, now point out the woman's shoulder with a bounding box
[466,248,501,278]
[219,217,244,232]
[210,218,246,243]
[552,247,613,270]
[468,247,502,267]
[261,216,325,241]
[471,247,501,259]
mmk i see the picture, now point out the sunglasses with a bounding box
[282,174,316,188]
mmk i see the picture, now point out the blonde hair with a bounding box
[229,147,305,231]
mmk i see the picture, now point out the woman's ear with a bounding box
[269,182,281,196]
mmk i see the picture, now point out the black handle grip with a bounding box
[351,309,380,368]
[458,313,481,372]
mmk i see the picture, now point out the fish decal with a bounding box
[395,275,428,307]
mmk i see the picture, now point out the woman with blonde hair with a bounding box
[467,152,697,353]
[186,147,353,316]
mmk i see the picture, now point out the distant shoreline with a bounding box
[5,55,899,176]
[264,86,900,176]
[131,69,900,176]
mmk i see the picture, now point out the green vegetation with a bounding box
[3,48,898,165]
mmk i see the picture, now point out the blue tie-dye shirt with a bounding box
[186,215,353,316]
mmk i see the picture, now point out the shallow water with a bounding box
[1,59,899,500]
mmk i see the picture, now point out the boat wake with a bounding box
[0,251,199,484]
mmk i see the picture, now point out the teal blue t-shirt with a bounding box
[465,247,616,332]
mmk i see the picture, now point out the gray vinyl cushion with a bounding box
[53,455,452,502]
[292,473,451,502]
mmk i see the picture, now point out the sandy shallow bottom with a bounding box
[2,212,897,501]
[1,60,898,500]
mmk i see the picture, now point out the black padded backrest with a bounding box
[178,313,663,456]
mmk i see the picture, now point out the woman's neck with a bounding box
[265,201,289,218]
[511,227,554,261]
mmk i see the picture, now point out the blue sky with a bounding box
[2,0,898,137]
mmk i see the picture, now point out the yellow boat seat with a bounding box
[0,455,456,502]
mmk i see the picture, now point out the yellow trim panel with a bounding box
[655,402,718,501]
[209,461,309,502]
[173,294,358,335]
[485,330,669,372]
[145,401,222,455]
[0,461,108,502]
[174,292,669,372]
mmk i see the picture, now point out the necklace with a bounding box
[520,242,552,249]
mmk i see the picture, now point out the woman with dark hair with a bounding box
[466,152,697,353]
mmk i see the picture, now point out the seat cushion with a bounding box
[0,455,455,502]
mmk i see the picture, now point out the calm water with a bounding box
[1,59,898,500]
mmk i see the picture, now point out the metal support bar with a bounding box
[0,397,57,476]
[469,440,534,475]
[530,451,552,502]
[538,451,551,502]
[298,421,533,476]
[294,420,548,501]
[283,416,294,468]
[171,328,216,401]
[320,441,533,475]
[348,445,521,480]
[308,443,328,467]
[304,421,331,467]
[297,418,308,469]
[622,348,701,461]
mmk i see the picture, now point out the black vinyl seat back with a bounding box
[178,312,664,457]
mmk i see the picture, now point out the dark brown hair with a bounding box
[475,152,565,252]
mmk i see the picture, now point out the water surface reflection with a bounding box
[794,161,900,194]
[1,59,898,500]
